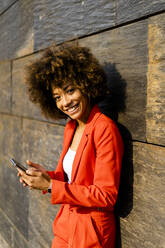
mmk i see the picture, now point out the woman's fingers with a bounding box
[17,163,51,190]
[17,171,21,177]
[17,168,26,176]
[26,160,47,174]
[26,169,41,177]
[26,169,50,181]
[19,176,28,187]
[26,160,40,169]
[17,167,36,188]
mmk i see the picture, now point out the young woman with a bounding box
[18,43,124,248]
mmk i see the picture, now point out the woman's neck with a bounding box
[76,105,92,128]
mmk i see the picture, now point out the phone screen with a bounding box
[10,158,27,172]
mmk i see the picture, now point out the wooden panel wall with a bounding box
[0,1,165,247]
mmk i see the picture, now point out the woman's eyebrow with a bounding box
[63,84,71,91]
[52,84,72,96]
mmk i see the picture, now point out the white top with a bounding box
[63,148,76,184]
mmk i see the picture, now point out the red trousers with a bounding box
[51,205,116,248]
[52,235,115,248]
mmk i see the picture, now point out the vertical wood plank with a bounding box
[147,13,165,146]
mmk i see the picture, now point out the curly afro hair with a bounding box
[25,42,109,120]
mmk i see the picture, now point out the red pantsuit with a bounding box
[47,105,124,248]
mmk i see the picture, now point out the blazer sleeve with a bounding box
[50,120,124,210]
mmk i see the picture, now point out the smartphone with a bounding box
[9,158,27,172]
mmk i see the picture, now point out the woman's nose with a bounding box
[62,95,71,107]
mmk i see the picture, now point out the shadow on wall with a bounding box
[99,63,134,248]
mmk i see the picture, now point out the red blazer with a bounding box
[48,105,124,247]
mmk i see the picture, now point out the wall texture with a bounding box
[0,1,165,247]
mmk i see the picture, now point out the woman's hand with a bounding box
[17,160,51,191]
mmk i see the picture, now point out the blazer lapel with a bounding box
[71,105,102,183]
[56,105,102,183]
[71,133,88,183]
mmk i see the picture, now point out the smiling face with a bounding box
[52,84,91,123]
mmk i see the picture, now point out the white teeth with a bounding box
[67,105,78,113]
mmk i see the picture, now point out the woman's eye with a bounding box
[53,96,60,102]
[67,88,75,94]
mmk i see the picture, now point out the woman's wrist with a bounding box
[48,180,52,193]
[42,178,52,194]
[44,179,52,193]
